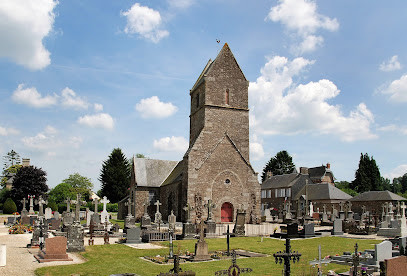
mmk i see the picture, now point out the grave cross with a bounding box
[65,197,71,212]
[101,196,110,212]
[339,202,344,212]
[154,200,162,214]
[273,238,301,276]
[21,197,27,211]
[347,201,352,212]
[124,197,133,217]
[204,199,216,222]
[309,245,331,276]
[71,194,86,222]
[92,198,99,213]
[322,204,327,214]
[183,203,194,223]
[222,225,232,256]
[198,219,207,242]
[28,194,35,214]
[35,195,48,217]
[143,199,149,216]
[401,202,406,218]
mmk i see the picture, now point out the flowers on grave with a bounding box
[144,255,168,264]
[8,223,32,234]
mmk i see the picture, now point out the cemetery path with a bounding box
[0,225,85,276]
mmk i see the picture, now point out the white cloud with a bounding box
[167,0,194,9]
[122,3,169,43]
[378,124,407,135]
[380,55,402,72]
[135,96,178,118]
[77,113,114,130]
[61,87,89,109]
[380,74,407,102]
[94,103,103,112]
[0,126,19,136]
[12,84,58,108]
[44,125,58,134]
[153,136,188,152]
[0,0,58,70]
[267,0,339,53]
[384,164,407,180]
[69,136,83,149]
[249,55,376,142]
[250,142,265,161]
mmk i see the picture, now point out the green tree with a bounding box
[10,166,48,203]
[350,153,381,193]
[1,164,22,187]
[61,173,93,195]
[261,150,296,182]
[335,181,358,197]
[3,150,21,173]
[99,148,131,203]
[48,182,76,204]
[3,198,17,214]
[393,173,407,193]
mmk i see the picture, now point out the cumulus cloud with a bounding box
[122,3,169,43]
[77,113,114,130]
[61,87,89,109]
[380,55,402,72]
[378,124,407,135]
[266,0,339,54]
[249,56,376,142]
[21,125,83,154]
[94,103,103,112]
[0,0,58,70]
[0,126,19,136]
[379,74,407,102]
[12,84,58,108]
[135,96,178,118]
[384,164,407,180]
[153,136,188,152]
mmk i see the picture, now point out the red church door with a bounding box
[221,202,234,222]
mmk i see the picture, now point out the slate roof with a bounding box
[261,173,310,189]
[132,157,178,187]
[308,165,335,182]
[350,191,407,202]
[294,183,352,201]
[161,160,184,186]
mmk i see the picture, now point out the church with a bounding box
[120,44,261,224]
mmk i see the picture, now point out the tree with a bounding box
[392,173,407,194]
[335,181,358,197]
[99,148,131,203]
[61,173,93,195]
[350,153,381,193]
[3,150,21,173]
[1,164,22,187]
[3,198,17,214]
[261,150,296,182]
[48,182,76,204]
[10,166,48,203]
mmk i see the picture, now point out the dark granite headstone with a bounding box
[286,223,299,238]
[302,223,315,237]
[332,219,344,235]
[126,227,142,244]
[234,210,246,236]
[182,222,195,239]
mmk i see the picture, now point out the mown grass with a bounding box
[35,236,381,276]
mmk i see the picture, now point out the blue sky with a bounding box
[1,0,406,191]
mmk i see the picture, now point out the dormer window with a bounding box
[225,89,229,105]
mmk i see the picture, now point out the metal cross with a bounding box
[223,225,232,256]
[273,238,301,276]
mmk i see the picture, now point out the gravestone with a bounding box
[374,241,392,266]
[100,196,110,224]
[53,211,60,220]
[399,236,407,255]
[20,197,29,217]
[400,202,407,237]
[86,210,94,227]
[124,197,135,229]
[193,221,211,261]
[71,194,86,222]
[168,210,176,232]
[309,202,314,217]
[44,207,53,220]
[141,200,151,229]
[66,222,85,252]
[30,220,49,247]
[286,223,299,238]
[346,202,354,220]
[301,223,315,238]
[21,213,30,225]
[63,212,74,227]
[7,217,16,225]
[332,219,344,235]
[35,196,48,217]
[91,213,100,225]
[35,236,72,262]
[234,208,246,236]
[28,195,35,215]
[50,219,62,230]
[154,200,163,225]
[126,227,142,244]
[339,202,345,220]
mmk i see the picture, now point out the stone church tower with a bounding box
[126,44,260,224]
[170,43,260,223]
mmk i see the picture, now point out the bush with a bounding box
[3,198,17,214]
[106,203,118,212]
[47,201,58,211]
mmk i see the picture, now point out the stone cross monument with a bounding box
[100,196,110,224]
[204,199,216,222]
[154,200,162,224]
[28,195,35,215]
[71,194,86,222]
[35,195,48,217]
[183,203,194,223]
[65,197,71,212]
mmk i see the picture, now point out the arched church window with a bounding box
[225,89,229,105]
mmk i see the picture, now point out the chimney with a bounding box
[266,171,273,179]
[22,158,30,167]
[300,167,309,174]
[326,163,330,169]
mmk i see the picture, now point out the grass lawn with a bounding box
[35,236,381,276]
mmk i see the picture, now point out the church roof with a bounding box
[190,43,247,93]
[132,157,178,187]
[350,190,406,202]
[295,183,352,201]
[161,160,184,186]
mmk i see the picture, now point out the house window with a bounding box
[267,190,271,198]
[286,188,291,197]
[275,188,288,198]
[261,190,266,199]
[225,89,229,105]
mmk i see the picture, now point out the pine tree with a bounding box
[261,150,296,182]
[350,153,381,193]
[99,148,131,203]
